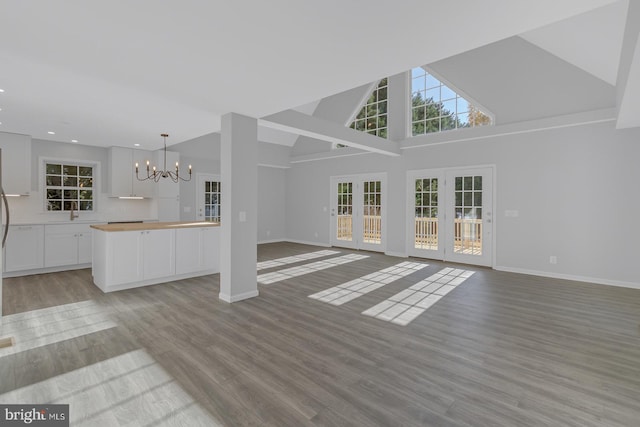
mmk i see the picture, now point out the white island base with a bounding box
[91,222,220,293]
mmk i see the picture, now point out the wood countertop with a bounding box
[90,221,220,232]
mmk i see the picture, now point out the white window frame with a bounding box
[348,77,389,139]
[40,157,100,213]
[410,66,494,137]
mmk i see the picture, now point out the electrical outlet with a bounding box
[549,256,557,264]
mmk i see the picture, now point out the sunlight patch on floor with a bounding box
[0,349,223,426]
[258,254,369,284]
[0,300,117,358]
[308,261,428,305]
[257,250,340,271]
[362,268,475,326]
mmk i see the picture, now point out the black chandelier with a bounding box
[135,133,192,183]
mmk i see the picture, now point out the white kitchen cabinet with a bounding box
[0,132,31,195]
[4,225,44,272]
[142,229,175,280]
[106,230,143,286]
[92,223,218,292]
[94,227,175,289]
[78,232,92,264]
[108,146,154,198]
[175,226,219,274]
[44,224,93,267]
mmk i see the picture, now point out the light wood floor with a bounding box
[2,242,640,426]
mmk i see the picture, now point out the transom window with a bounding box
[411,67,491,136]
[204,180,221,222]
[349,78,388,138]
[45,162,94,211]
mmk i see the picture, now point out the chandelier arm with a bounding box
[133,134,193,183]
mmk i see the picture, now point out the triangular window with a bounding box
[411,67,491,136]
[349,78,388,139]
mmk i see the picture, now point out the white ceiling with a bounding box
[0,0,623,149]
[520,0,628,86]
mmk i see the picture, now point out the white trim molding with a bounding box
[219,290,260,303]
[494,265,640,290]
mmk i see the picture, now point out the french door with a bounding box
[196,173,221,222]
[331,173,386,252]
[407,167,493,266]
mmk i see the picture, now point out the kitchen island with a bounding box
[91,221,220,292]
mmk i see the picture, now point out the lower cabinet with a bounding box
[44,224,93,267]
[4,225,45,272]
[106,229,175,286]
[142,229,176,280]
[93,225,218,292]
[175,227,219,274]
[4,223,93,275]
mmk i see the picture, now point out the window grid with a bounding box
[363,180,381,244]
[337,182,353,241]
[45,163,93,211]
[411,68,491,136]
[204,181,221,222]
[349,78,388,139]
[415,178,438,250]
[454,175,482,255]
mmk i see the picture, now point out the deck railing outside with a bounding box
[337,215,482,254]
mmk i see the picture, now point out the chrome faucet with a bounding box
[70,201,79,221]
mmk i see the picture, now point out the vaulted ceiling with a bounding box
[0,0,633,149]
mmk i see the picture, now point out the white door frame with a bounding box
[330,173,387,252]
[406,165,496,267]
[406,168,445,260]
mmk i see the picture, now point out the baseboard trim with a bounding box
[3,263,91,278]
[282,239,331,248]
[258,238,286,244]
[494,266,640,290]
[219,289,260,303]
[97,269,218,293]
[385,251,408,258]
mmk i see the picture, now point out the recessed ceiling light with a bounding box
[134,143,140,147]
[48,131,55,135]
[71,139,78,143]
[0,89,4,93]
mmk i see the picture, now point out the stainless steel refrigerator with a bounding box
[0,148,10,320]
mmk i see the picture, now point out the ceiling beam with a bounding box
[260,110,400,156]
[616,0,640,129]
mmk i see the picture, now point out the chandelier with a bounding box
[135,134,192,182]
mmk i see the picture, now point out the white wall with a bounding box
[8,138,156,223]
[430,36,616,125]
[286,120,640,287]
[171,132,289,242]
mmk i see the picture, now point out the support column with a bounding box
[387,71,409,142]
[219,113,259,303]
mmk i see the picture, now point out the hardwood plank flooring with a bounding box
[1,242,639,426]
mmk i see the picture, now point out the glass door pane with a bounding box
[454,175,482,255]
[408,170,444,260]
[336,181,353,242]
[446,167,492,266]
[414,177,438,250]
[363,180,381,245]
